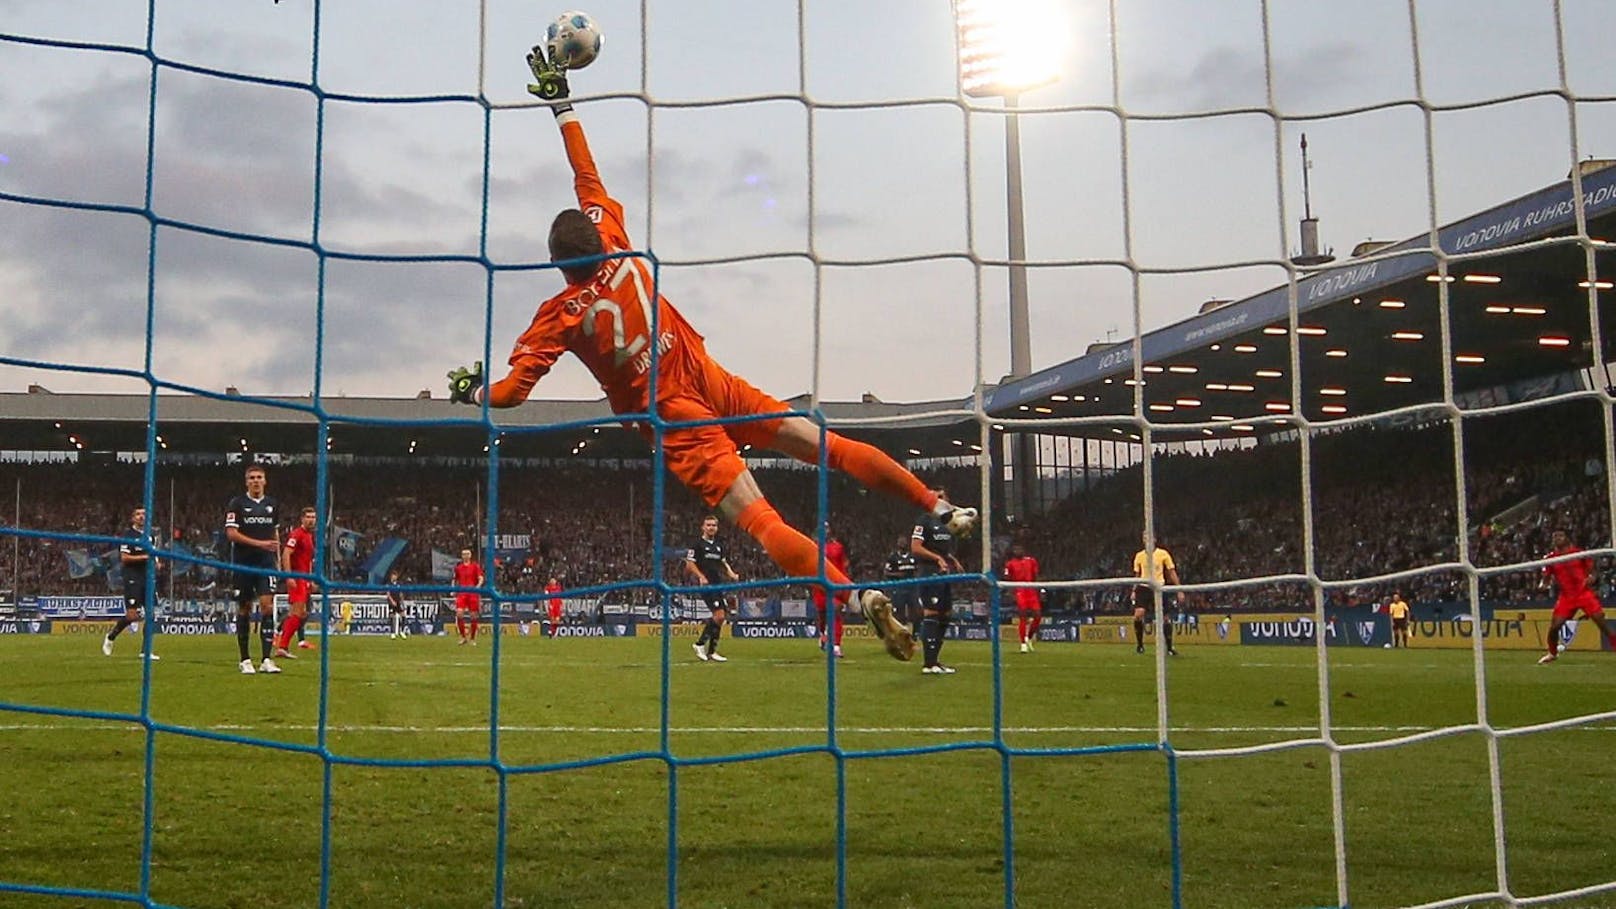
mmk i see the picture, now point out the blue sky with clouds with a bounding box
[2,0,1613,404]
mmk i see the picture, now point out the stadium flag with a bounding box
[330,526,363,567]
[168,541,193,577]
[64,549,98,579]
[430,548,457,581]
[360,536,409,585]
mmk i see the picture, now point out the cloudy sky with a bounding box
[2,0,1614,405]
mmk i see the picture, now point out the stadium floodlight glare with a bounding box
[1463,274,1502,284]
[1539,336,1572,347]
[955,0,1062,98]
[1578,280,1613,289]
[1325,348,1348,358]
[956,0,1063,516]
[1456,354,1487,364]
[1378,299,1406,309]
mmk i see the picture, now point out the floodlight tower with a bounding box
[955,0,1061,518]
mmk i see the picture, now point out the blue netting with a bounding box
[0,6,1184,908]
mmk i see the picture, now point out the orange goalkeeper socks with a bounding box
[824,434,938,513]
[737,499,852,604]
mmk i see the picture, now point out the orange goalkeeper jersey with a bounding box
[488,114,709,415]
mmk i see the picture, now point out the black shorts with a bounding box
[122,583,151,613]
[920,578,952,613]
[1392,618,1409,631]
[702,593,727,613]
[232,568,276,604]
[388,602,405,615]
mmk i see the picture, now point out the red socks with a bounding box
[275,613,303,651]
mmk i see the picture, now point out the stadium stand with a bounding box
[1,402,1605,615]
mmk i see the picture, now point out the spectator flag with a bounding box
[360,536,409,585]
[64,548,103,580]
[168,541,194,577]
[330,526,363,567]
[431,548,457,581]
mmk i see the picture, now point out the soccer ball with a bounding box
[546,11,603,70]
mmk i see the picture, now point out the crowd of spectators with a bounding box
[0,400,1609,614]
[1010,399,1612,613]
[0,458,975,605]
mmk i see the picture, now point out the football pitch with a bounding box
[2,634,1613,909]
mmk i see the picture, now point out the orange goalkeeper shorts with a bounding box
[639,358,792,507]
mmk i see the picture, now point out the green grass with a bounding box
[2,633,1614,909]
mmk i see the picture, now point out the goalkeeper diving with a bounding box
[444,45,978,661]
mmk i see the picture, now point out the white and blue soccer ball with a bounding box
[546,11,603,70]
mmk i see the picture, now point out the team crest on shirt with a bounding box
[584,205,604,223]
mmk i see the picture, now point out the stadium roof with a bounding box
[0,390,982,460]
[987,162,1616,439]
[12,167,1616,458]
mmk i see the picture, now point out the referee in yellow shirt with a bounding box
[1132,534,1183,656]
[1387,591,1411,648]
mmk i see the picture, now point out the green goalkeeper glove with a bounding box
[446,361,484,405]
[526,45,571,108]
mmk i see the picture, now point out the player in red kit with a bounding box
[1538,529,1616,664]
[273,506,319,660]
[811,527,850,658]
[1003,544,1042,653]
[454,548,484,645]
[545,576,564,638]
[443,52,975,662]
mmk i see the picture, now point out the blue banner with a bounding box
[359,536,409,585]
[155,616,231,635]
[1238,614,1389,647]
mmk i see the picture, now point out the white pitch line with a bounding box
[4,722,1616,735]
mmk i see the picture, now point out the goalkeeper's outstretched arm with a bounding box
[527,46,605,204]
